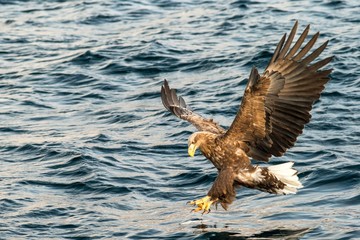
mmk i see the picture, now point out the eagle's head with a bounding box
[188,132,217,157]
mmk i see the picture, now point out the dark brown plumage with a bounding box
[161,21,333,213]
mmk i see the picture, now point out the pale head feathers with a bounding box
[188,131,216,147]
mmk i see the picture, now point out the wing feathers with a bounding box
[269,34,286,65]
[285,24,310,59]
[161,79,225,134]
[224,22,332,162]
[293,32,319,61]
[309,57,333,71]
[248,66,260,89]
[179,96,186,108]
[302,40,329,65]
[277,21,298,60]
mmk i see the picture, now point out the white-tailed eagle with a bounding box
[161,21,333,214]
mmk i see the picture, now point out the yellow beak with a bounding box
[188,144,198,157]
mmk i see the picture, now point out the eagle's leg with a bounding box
[187,168,236,214]
[187,196,217,214]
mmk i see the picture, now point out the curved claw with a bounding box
[202,208,211,215]
[187,196,217,214]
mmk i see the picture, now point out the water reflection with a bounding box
[193,223,310,239]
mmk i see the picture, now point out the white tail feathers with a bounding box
[268,162,303,195]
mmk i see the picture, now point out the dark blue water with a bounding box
[1,0,359,239]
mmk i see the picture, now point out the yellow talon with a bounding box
[187,196,217,214]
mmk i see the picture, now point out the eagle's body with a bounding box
[161,22,333,213]
[192,133,250,170]
[188,132,301,210]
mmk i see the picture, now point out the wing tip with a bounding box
[160,79,191,118]
[163,78,168,86]
[248,66,260,89]
[161,79,173,111]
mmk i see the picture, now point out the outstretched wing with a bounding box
[223,21,333,162]
[161,79,225,134]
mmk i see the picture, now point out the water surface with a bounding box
[0,0,359,239]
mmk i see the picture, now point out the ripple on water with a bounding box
[0,0,359,239]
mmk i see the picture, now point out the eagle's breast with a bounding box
[201,137,251,170]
